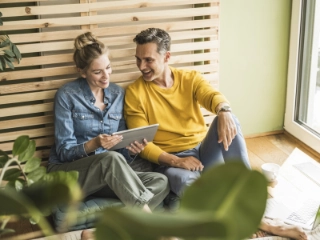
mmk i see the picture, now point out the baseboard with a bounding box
[283,131,320,161]
[244,130,284,139]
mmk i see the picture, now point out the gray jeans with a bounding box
[47,151,170,210]
[154,114,250,197]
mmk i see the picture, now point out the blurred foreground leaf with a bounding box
[95,162,268,240]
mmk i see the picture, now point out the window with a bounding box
[285,0,320,153]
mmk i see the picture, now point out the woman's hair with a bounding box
[133,28,171,54]
[73,32,109,70]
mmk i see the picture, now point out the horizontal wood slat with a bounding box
[2,0,216,17]
[0,115,54,131]
[1,6,217,31]
[9,19,217,44]
[0,127,54,143]
[0,0,219,163]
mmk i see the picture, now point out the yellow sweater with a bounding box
[124,67,228,163]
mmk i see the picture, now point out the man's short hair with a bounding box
[133,28,171,54]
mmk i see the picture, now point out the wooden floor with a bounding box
[3,132,320,240]
[246,131,320,172]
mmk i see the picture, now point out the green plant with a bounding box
[95,162,268,240]
[0,136,82,238]
[0,34,22,71]
[0,136,268,240]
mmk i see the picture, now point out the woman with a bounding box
[48,32,170,215]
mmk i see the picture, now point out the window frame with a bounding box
[284,0,320,153]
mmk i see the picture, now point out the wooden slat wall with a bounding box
[0,0,220,159]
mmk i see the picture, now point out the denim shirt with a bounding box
[49,77,132,164]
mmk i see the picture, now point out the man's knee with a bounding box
[168,171,200,197]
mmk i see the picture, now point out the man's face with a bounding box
[135,42,170,82]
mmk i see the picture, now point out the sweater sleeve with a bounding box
[124,82,164,163]
[193,72,229,114]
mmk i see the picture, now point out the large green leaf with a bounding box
[96,207,228,240]
[12,136,30,157]
[0,187,55,236]
[0,187,40,216]
[19,140,36,163]
[27,166,46,183]
[22,173,82,214]
[95,162,268,240]
[181,162,268,239]
[3,168,21,182]
[24,157,41,173]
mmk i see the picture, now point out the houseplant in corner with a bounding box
[0,136,82,239]
[0,11,22,71]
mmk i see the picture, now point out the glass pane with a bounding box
[296,0,320,137]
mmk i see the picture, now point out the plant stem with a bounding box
[0,158,28,187]
[0,216,10,230]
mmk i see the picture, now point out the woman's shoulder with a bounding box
[108,82,125,93]
[55,78,82,98]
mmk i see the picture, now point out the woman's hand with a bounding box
[126,138,148,155]
[97,134,123,150]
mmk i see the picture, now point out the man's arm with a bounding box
[158,152,204,171]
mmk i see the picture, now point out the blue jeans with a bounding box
[154,114,250,197]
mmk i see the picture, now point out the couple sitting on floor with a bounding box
[48,28,308,240]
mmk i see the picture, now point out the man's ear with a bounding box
[164,51,171,62]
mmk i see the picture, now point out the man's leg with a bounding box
[199,114,251,169]
[154,165,200,198]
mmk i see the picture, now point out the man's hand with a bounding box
[217,111,237,151]
[98,134,123,150]
[126,139,148,155]
[158,153,204,171]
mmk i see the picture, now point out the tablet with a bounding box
[109,124,159,151]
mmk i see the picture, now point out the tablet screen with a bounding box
[109,124,159,151]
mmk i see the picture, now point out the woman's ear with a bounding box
[79,68,86,78]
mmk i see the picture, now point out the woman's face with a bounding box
[81,54,112,90]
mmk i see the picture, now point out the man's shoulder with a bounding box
[127,77,145,90]
[171,67,202,81]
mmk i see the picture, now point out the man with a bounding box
[124,28,250,198]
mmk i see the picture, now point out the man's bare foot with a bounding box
[251,230,268,238]
[258,218,308,240]
[81,229,94,240]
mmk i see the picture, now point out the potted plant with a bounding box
[0,136,82,239]
[0,11,22,71]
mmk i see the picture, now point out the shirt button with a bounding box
[81,116,84,119]
[100,121,103,123]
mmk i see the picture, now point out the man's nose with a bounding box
[138,61,146,70]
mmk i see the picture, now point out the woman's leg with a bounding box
[47,151,164,208]
[136,171,170,210]
[199,114,251,169]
